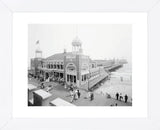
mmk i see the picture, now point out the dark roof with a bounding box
[93,60,106,62]
[45,52,74,60]
[46,53,64,60]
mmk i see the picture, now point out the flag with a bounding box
[36,40,39,44]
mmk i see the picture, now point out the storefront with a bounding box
[65,63,77,85]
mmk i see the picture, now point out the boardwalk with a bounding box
[28,78,132,106]
[28,63,132,106]
[104,63,123,72]
[81,71,108,90]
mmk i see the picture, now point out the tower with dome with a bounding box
[35,40,42,58]
[72,36,83,54]
[29,37,110,90]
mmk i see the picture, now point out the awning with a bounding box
[50,98,75,106]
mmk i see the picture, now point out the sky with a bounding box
[28,24,132,67]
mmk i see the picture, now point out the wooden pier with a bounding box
[82,63,125,91]
[104,63,123,72]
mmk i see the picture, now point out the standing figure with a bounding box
[41,83,45,89]
[77,90,81,98]
[119,93,123,101]
[116,92,119,100]
[90,92,94,101]
[120,77,123,82]
[70,90,75,103]
[87,91,91,99]
[69,85,73,91]
[74,89,78,100]
[124,94,128,103]
[70,84,74,91]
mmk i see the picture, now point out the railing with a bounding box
[104,63,123,71]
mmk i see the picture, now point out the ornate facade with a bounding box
[30,37,103,88]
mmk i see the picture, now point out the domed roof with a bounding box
[35,40,42,53]
[35,46,42,53]
[72,36,82,46]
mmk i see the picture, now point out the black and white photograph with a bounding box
[28,24,132,106]
[1,0,157,128]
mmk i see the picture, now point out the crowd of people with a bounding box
[29,73,131,106]
[28,73,65,85]
[68,84,95,103]
[115,92,128,103]
[68,84,81,103]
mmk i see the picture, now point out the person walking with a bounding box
[124,94,128,103]
[116,92,119,100]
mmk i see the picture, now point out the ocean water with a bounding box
[95,63,132,102]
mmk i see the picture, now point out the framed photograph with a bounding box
[0,0,159,130]
[12,12,147,118]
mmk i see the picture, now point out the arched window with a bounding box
[61,65,63,69]
[66,63,76,72]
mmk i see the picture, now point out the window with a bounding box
[54,64,56,69]
[84,75,86,81]
[74,76,76,83]
[70,75,73,82]
[92,64,94,68]
[82,75,83,81]
[51,64,53,68]
[67,75,69,82]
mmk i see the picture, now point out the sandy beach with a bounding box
[95,63,132,102]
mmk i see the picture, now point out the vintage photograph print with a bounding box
[28,24,132,106]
